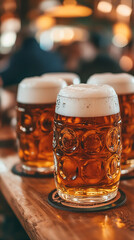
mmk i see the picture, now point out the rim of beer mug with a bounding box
[87,73,134,174]
[41,73,81,85]
[17,76,67,104]
[87,73,134,95]
[55,83,120,118]
[17,76,67,174]
[54,84,121,204]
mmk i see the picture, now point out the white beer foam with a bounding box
[88,73,134,95]
[42,73,80,85]
[17,76,67,104]
[56,84,120,117]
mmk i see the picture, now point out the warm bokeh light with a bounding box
[50,26,87,43]
[113,23,131,38]
[97,1,112,13]
[120,56,133,71]
[116,4,132,17]
[112,35,129,48]
[62,28,74,41]
[38,26,88,50]
[1,32,17,48]
[112,23,132,48]
[35,15,55,30]
[2,0,17,11]
[50,26,74,42]
[51,28,64,42]
[46,0,92,18]
[1,18,21,32]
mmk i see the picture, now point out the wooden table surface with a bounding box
[0,133,134,240]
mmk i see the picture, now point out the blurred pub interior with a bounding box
[0,0,134,87]
[0,0,134,239]
[0,0,134,112]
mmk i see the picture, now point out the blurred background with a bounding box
[0,0,134,87]
[1,0,134,115]
[0,1,134,238]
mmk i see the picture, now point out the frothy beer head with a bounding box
[88,73,134,95]
[17,76,67,104]
[42,73,80,85]
[56,84,120,117]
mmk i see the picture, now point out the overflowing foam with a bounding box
[17,76,67,104]
[88,73,134,95]
[56,84,120,117]
[42,73,80,85]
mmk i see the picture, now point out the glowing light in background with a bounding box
[46,0,92,18]
[116,4,132,17]
[39,0,60,11]
[63,28,74,41]
[1,32,17,48]
[51,28,64,42]
[35,15,55,30]
[112,23,132,48]
[2,0,17,11]
[113,23,132,39]
[120,56,133,71]
[112,35,129,48]
[38,26,88,50]
[97,1,112,13]
[51,27,74,42]
[50,26,87,43]
[40,31,53,51]
[1,18,21,32]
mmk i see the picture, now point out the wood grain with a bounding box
[0,150,134,240]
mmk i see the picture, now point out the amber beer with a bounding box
[42,73,80,85]
[89,73,134,174]
[17,76,66,173]
[53,84,121,204]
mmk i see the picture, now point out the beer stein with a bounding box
[17,76,66,174]
[53,84,121,204]
[88,73,134,174]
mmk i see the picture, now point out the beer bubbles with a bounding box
[17,76,67,174]
[88,73,134,174]
[56,84,120,117]
[53,84,121,204]
[17,76,67,104]
[88,73,134,95]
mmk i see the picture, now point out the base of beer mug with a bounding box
[57,189,118,205]
[22,164,54,175]
[121,159,134,175]
[48,189,126,212]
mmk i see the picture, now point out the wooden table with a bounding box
[0,127,134,240]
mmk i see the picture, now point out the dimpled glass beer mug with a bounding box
[17,77,66,174]
[53,84,122,204]
[89,73,134,174]
[42,73,80,86]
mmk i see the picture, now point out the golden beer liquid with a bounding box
[53,113,121,201]
[17,102,55,170]
[118,94,134,170]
